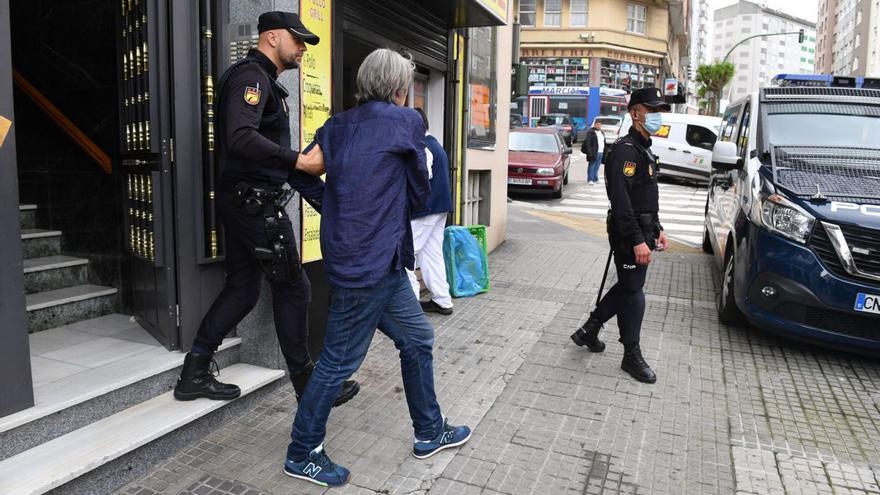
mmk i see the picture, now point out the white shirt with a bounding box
[595,129,605,153]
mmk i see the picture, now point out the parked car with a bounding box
[593,115,622,145]
[510,112,524,128]
[537,113,577,145]
[507,128,572,199]
[704,81,880,356]
[619,112,722,182]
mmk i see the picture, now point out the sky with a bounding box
[711,0,819,24]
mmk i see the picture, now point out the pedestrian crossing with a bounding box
[510,181,708,247]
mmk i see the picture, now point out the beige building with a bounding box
[514,0,689,94]
[816,0,879,76]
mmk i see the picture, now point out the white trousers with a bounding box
[407,212,453,308]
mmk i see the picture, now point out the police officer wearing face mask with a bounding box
[173,12,359,406]
[570,87,670,384]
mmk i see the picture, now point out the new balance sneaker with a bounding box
[412,418,472,459]
[283,445,350,487]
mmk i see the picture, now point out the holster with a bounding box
[607,210,661,252]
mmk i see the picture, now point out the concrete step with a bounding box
[0,315,242,460]
[26,284,117,333]
[0,363,285,495]
[20,229,61,259]
[20,204,36,230]
[23,255,90,294]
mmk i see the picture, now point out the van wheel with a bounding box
[702,226,713,254]
[718,251,745,325]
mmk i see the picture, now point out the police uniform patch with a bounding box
[623,161,636,177]
[244,86,261,106]
[648,164,654,176]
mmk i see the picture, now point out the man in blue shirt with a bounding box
[282,48,472,488]
[408,108,453,315]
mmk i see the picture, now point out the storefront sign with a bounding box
[521,47,661,67]
[299,0,332,263]
[474,0,508,23]
[528,86,589,95]
[664,78,677,96]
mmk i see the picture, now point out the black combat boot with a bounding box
[174,353,242,401]
[290,363,361,408]
[621,344,656,383]
[570,317,606,352]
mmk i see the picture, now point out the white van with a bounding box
[618,113,722,182]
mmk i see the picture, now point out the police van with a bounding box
[704,74,880,355]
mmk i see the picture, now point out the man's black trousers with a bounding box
[591,248,648,345]
[192,187,311,374]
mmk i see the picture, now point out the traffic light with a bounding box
[798,28,804,43]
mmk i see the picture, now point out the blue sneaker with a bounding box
[283,446,350,487]
[412,418,472,459]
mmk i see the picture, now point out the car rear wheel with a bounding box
[718,250,745,325]
[702,225,713,254]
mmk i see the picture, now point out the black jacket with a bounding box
[604,127,662,249]
[581,128,600,161]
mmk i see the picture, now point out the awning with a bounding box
[422,0,509,27]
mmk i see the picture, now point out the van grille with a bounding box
[809,222,880,282]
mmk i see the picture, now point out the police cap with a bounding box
[257,11,320,45]
[627,87,671,111]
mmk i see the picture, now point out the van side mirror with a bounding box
[711,141,743,171]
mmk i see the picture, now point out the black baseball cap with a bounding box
[627,87,671,111]
[257,11,320,45]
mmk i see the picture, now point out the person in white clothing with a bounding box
[582,119,606,184]
[409,108,453,315]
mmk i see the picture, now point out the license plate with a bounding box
[854,292,880,314]
[508,178,532,185]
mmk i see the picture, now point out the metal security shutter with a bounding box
[343,0,449,71]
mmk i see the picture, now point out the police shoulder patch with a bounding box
[623,161,637,177]
[244,86,261,106]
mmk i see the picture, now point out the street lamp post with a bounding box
[720,28,805,110]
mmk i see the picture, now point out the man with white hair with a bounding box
[282,48,472,488]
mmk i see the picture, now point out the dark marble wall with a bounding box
[10,0,125,300]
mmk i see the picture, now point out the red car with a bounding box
[507,127,572,198]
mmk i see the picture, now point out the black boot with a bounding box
[570,317,606,352]
[290,363,361,408]
[174,353,242,401]
[621,344,656,383]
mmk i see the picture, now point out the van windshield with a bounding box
[766,105,880,148]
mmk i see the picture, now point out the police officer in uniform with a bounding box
[174,12,359,406]
[570,87,670,384]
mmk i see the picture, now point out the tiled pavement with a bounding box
[118,205,880,495]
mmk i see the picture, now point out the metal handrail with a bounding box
[11,69,112,175]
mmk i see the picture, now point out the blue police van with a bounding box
[704,74,880,355]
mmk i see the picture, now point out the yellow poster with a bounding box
[299,0,332,263]
[0,115,11,147]
[474,0,508,23]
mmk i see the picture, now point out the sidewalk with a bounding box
[119,205,880,495]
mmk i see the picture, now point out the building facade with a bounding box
[713,0,816,101]
[816,0,880,76]
[687,0,710,112]
[515,0,689,94]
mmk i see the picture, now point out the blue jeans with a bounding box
[287,269,444,460]
[588,153,603,182]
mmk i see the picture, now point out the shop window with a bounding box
[544,0,562,27]
[599,59,656,91]
[468,27,497,149]
[571,0,588,26]
[520,0,536,26]
[627,4,647,34]
[523,57,590,87]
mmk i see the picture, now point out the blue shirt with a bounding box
[412,134,453,219]
[315,100,430,288]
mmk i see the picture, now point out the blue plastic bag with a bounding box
[443,226,489,297]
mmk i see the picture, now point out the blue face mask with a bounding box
[643,113,663,134]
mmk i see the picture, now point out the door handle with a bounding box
[668,147,677,151]
[682,150,691,154]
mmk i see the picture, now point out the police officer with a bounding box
[570,87,670,384]
[174,11,359,406]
